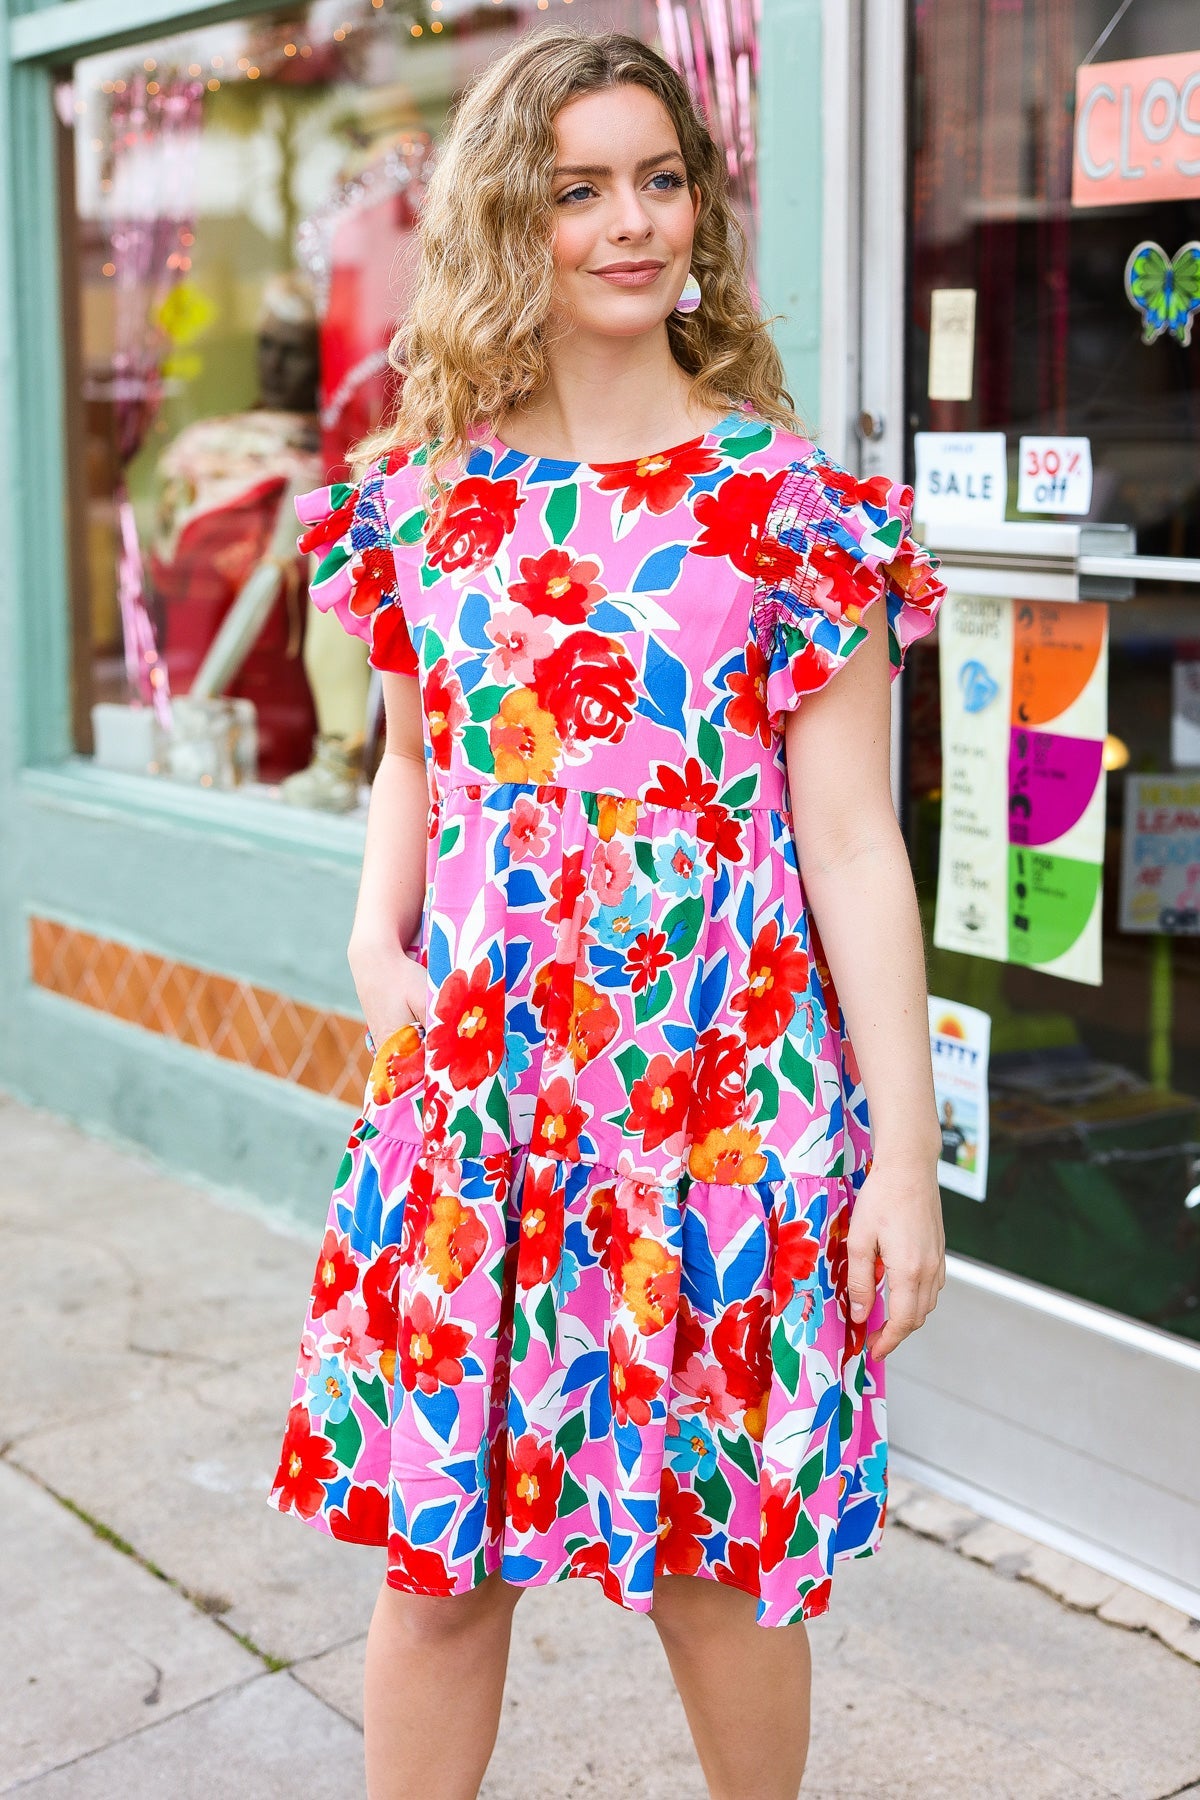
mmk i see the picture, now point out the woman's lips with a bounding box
[590,263,666,288]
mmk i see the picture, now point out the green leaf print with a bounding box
[422,626,445,665]
[534,1285,559,1357]
[394,508,427,545]
[326,1405,363,1470]
[718,1429,760,1484]
[543,482,579,546]
[787,1508,820,1558]
[694,1466,734,1525]
[697,715,724,781]
[838,1391,855,1442]
[556,1412,587,1461]
[354,1372,390,1426]
[717,771,759,809]
[613,1042,650,1089]
[718,424,773,458]
[558,1471,588,1516]
[484,1079,510,1137]
[315,543,350,584]
[746,1063,780,1125]
[440,821,461,858]
[465,684,507,722]
[779,1036,817,1107]
[771,1318,801,1397]
[513,1304,531,1364]
[460,723,496,776]
[660,897,704,960]
[798,1449,825,1498]
[634,838,659,880]
[330,482,355,509]
[334,1149,353,1188]
[453,1103,483,1159]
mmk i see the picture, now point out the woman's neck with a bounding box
[494,335,731,462]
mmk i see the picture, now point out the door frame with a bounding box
[850,0,1200,1613]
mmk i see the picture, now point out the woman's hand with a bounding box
[348,940,429,1049]
[845,1155,946,1360]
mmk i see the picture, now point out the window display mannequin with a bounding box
[148,272,324,782]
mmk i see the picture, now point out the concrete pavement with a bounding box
[2,1090,1198,1799]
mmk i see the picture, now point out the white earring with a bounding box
[673,270,702,316]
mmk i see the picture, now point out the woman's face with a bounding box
[548,83,701,339]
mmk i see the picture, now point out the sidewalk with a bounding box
[2,1091,1198,1800]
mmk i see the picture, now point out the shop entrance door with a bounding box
[858,1,1200,1610]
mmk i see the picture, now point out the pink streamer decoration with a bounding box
[656,0,759,242]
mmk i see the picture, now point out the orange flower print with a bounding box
[730,919,810,1048]
[490,686,561,783]
[421,1194,489,1293]
[618,1233,681,1336]
[687,1123,769,1185]
[567,981,620,1071]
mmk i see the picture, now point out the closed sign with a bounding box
[1073,50,1200,207]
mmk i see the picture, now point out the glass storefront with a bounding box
[63,0,757,808]
[905,1,1200,1340]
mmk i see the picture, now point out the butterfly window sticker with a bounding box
[1124,240,1200,347]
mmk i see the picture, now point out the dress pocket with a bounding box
[362,1021,426,1138]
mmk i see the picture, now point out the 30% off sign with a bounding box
[1017,436,1093,516]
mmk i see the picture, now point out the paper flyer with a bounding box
[928,997,991,1201]
[1119,774,1200,935]
[934,597,1108,985]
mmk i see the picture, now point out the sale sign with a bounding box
[935,597,1108,985]
[1073,51,1200,208]
[1017,437,1093,516]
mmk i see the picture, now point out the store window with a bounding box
[63,1,759,807]
[905,2,1200,1339]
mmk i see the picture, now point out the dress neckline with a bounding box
[479,407,754,473]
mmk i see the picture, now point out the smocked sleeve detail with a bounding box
[752,450,946,730]
[295,454,421,677]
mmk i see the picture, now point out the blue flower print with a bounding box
[654,831,705,898]
[307,1356,352,1423]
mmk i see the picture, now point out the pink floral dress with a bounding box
[267,409,945,1626]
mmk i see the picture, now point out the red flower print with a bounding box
[299,491,356,555]
[422,1193,489,1293]
[490,686,562,783]
[397,1292,471,1394]
[827,1200,871,1366]
[591,437,722,515]
[674,1354,738,1425]
[769,1213,820,1316]
[715,1537,761,1594]
[530,630,638,747]
[672,1294,707,1371]
[426,958,505,1090]
[712,1294,772,1440]
[695,806,744,874]
[725,638,772,747]
[609,1324,664,1427]
[389,1537,457,1596]
[424,657,468,771]
[424,474,523,576]
[345,544,396,621]
[508,547,606,622]
[628,1051,693,1151]
[486,603,554,684]
[485,1427,508,1538]
[530,1074,588,1161]
[273,1403,337,1519]
[814,464,897,512]
[730,919,809,1048]
[802,1576,833,1618]
[517,1160,565,1289]
[688,1028,747,1133]
[761,1474,802,1573]
[807,534,881,626]
[547,846,588,934]
[691,468,795,578]
[371,602,419,676]
[624,927,671,994]
[569,1539,625,1604]
[655,1468,711,1575]
[643,756,718,811]
[361,1244,401,1370]
[507,1432,566,1535]
[507,794,551,860]
[311,1229,358,1319]
[584,1183,615,1260]
[329,1483,388,1543]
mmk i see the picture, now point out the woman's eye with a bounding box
[558,184,595,204]
[648,170,686,191]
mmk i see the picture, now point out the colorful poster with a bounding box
[1119,775,1200,936]
[929,998,991,1202]
[935,597,1108,985]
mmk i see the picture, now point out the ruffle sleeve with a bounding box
[752,449,946,730]
[295,453,420,677]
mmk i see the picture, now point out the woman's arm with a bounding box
[347,670,430,1043]
[783,600,945,1358]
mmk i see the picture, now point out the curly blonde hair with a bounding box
[353,26,802,513]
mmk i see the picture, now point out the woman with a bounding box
[270,27,947,1800]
